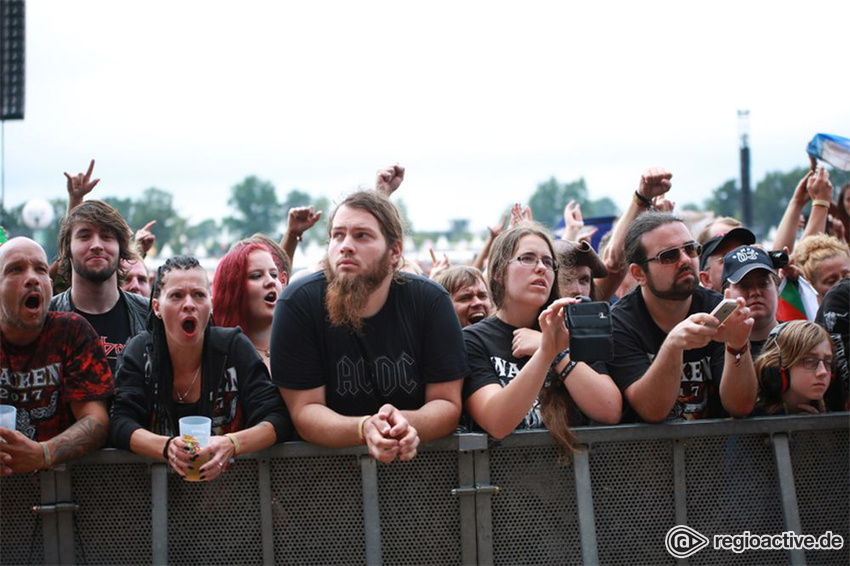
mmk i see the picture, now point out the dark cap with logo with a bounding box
[721,245,777,287]
[699,227,756,272]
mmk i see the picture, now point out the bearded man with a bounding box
[271,190,468,463]
[597,212,758,422]
[50,201,148,371]
[0,238,112,474]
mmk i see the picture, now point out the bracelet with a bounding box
[357,415,370,445]
[811,199,831,209]
[162,436,176,460]
[726,342,750,365]
[552,348,570,368]
[559,360,578,382]
[633,190,653,208]
[40,442,52,469]
[225,433,241,456]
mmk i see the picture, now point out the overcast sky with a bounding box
[3,0,849,233]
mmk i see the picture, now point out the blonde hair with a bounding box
[793,234,850,286]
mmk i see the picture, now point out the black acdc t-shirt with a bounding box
[595,286,726,422]
[74,294,132,372]
[271,271,469,416]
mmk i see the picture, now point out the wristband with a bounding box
[559,360,578,382]
[162,436,176,460]
[811,199,830,209]
[40,442,52,469]
[225,433,241,456]
[633,190,653,208]
[552,348,570,368]
[357,415,370,445]
[726,342,750,365]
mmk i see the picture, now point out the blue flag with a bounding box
[807,133,850,171]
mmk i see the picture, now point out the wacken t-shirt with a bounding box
[595,286,726,422]
[271,271,469,416]
[0,312,114,441]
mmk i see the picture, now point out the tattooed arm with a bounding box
[0,400,108,474]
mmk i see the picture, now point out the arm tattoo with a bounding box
[50,416,108,466]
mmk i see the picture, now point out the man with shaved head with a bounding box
[0,238,113,474]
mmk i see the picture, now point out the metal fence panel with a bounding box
[590,439,675,566]
[685,434,786,566]
[489,444,582,565]
[0,473,44,565]
[789,428,850,566]
[167,459,263,565]
[377,450,462,565]
[70,463,152,565]
[270,454,366,565]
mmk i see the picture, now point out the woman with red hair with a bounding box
[213,241,286,367]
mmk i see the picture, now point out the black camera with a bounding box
[565,296,614,363]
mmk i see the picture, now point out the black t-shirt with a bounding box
[271,271,469,416]
[461,316,585,432]
[815,276,849,411]
[74,294,132,373]
[595,286,725,422]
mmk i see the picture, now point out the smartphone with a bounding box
[709,299,739,327]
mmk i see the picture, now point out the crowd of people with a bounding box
[1,160,848,477]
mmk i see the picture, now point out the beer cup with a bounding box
[178,416,211,482]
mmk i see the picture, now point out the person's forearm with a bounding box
[228,421,277,454]
[564,364,622,424]
[128,429,171,461]
[562,225,581,242]
[400,398,462,442]
[281,230,301,263]
[593,269,625,303]
[291,403,364,448]
[472,234,495,271]
[773,199,806,252]
[47,415,108,466]
[801,205,829,240]
[605,198,644,271]
[719,350,757,417]
[624,340,684,422]
[468,349,554,439]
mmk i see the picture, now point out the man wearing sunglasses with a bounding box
[600,212,758,422]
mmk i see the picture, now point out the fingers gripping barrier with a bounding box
[0,414,847,565]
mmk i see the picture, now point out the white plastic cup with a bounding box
[0,405,16,430]
[178,416,211,481]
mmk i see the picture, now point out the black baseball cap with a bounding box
[699,227,756,272]
[721,245,777,287]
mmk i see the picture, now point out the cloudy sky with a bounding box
[3,0,849,233]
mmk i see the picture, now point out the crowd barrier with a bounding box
[1,413,847,565]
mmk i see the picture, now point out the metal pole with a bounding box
[738,110,752,227]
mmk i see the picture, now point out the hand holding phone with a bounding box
[708,299,739,328]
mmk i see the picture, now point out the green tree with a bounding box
[282,189,312,213]
[225,176,285,240]
[184,219,220,256]
[129,188,182,253]
[528,176,618,228]
[703,179,740,219]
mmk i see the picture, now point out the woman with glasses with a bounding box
[461,224,621,459]
[753,320,834,414]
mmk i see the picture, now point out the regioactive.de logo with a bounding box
[665,525,710,558]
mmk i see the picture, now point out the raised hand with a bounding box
[637,166,673,199]
[287,206,323,238]
[64,159,100,210]
[376,164,405,196]
[428,247,450,280]
[134,220,157,257]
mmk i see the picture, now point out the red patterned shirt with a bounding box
[0,312,114,441]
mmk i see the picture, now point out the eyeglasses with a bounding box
[641,241,702,265]
[798,357,833,371]
[509,253,557,271]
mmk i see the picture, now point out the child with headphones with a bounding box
[753,320,834,415]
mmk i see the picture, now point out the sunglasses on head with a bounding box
[641,241,702,265]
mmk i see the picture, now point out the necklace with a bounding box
[175,365,201,403]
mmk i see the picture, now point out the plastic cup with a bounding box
[0,405,16,431]
[178,416,211,482]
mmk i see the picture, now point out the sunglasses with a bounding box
[641,242,702,265]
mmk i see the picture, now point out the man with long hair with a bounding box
[271,191,468,463]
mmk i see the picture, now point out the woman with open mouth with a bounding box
[109,255,291,481]
[212,240,288,369]
[461,224,622,459]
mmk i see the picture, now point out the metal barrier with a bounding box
[1,414,848,565]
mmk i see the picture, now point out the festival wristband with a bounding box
[40,442,52,469]
[162,436,176,460]
[225,433,241,456]
[633,190,653,208]
[357,415,370,445]
[559,360,578,382]
[811,199,830,208]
